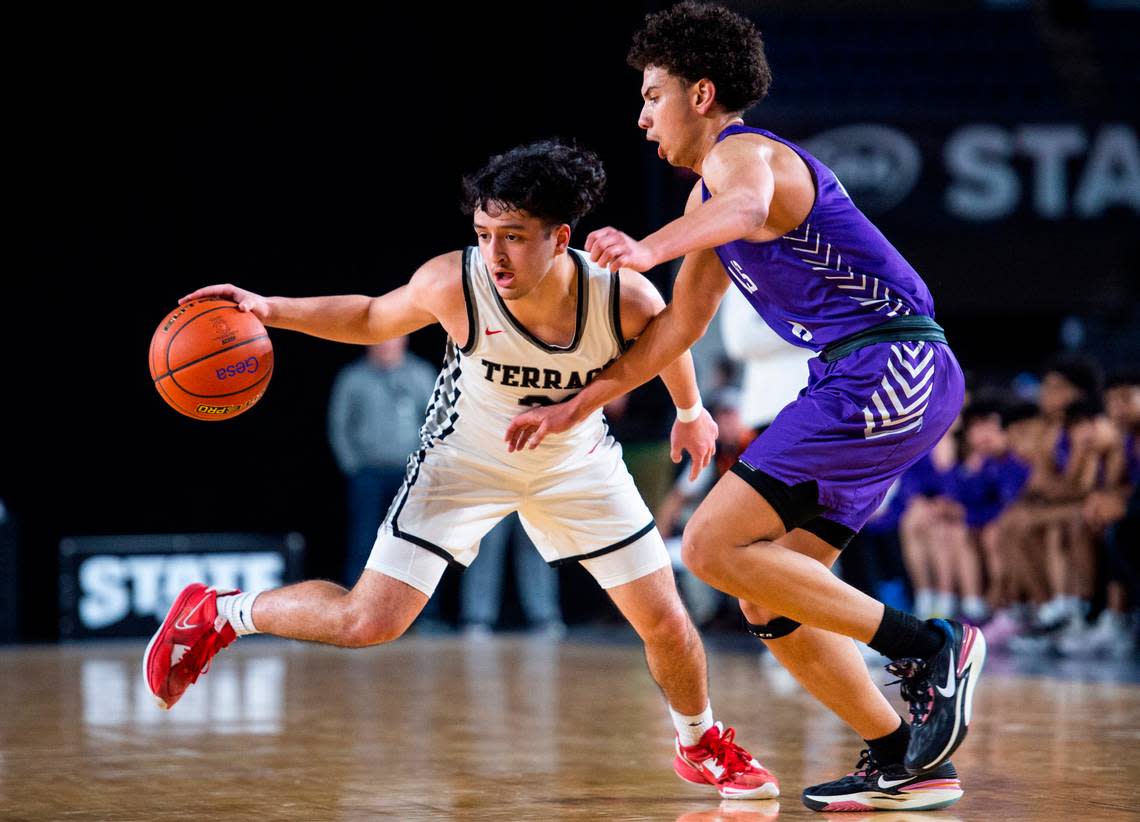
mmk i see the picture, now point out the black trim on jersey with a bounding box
[459,247,479,355]
[609,270,632,352]
[547,520,656,567]
[486,247,588,354]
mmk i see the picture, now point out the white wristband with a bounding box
[676,400,703,423]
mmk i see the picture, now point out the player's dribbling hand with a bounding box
[179,284,273,323]
[505,403,577,452]
[670,410,718,481]
[585,227,656,273]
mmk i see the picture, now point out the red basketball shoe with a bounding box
[144,583,238,710]
[674,722,780,799]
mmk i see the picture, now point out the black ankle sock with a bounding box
[868,606,945,660]
[865,719,910,767]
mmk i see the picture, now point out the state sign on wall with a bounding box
[59,533,304,639]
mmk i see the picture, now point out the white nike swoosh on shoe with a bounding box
[173,592,211,631]
[936,646,956,697]
[877,775,912,789]
[704,760,725,779]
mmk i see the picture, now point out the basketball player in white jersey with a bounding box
[145,140,778,799]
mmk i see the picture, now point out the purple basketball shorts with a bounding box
[735,340,965,537]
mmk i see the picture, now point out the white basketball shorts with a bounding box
[365,441,669,595]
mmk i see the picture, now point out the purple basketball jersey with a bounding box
[702,124,935,351]
[711,124,966,535]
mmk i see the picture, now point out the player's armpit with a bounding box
[364,250,463,343]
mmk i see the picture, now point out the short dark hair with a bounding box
[460,139,606,230]
[627,2,772,114]
[1043,353,1104,400]
[961,399,1003,429]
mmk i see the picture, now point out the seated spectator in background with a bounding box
[898,420,962,621]
[952,401,1031,626]
[989,356,1123,650]
[655,389,754,626]
[328,337,438,586]
[458,512,565,639]
[1062,370,1140,657]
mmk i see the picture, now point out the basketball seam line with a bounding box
[152,334,271,382]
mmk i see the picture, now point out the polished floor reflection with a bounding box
[1,635,1137,820]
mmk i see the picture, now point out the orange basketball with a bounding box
[149,297,274,421]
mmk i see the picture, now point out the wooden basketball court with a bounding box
[2,635,1137,820]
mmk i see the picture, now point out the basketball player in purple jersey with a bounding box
[507,3,983,812]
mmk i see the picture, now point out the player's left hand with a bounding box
[585,227,656,272]
[506,402,578,452]
[670,410,718,481]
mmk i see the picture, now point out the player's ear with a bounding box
[693,77,717,114]
[554,223,571,254]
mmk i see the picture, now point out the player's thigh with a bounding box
[738,527,839,625]
[683,469,787,556]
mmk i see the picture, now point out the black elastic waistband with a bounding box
[820,315,947,363]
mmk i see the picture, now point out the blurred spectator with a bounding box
[1060,370,1140,656]
[898,421,966,621]
[986,355,1122,650]
[459,513,565,638]
[328,338,437,585]
[952,402,1032,624]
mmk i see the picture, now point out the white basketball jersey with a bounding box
[416,246,628,470]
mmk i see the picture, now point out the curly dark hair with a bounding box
[460,139,606,230]
[627,2,772,113]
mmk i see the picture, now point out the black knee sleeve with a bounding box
[745,616,802,639]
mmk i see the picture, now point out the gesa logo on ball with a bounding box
[216,356,260,380]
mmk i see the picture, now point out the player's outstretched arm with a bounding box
[617,269,718,481]
[506,245,730,453]
[179,252,460,345]
[585,139,774,273]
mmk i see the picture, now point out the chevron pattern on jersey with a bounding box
[786,223,913,318]
[861,342,935,440]
[417,342,463,449]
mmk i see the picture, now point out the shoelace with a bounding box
[180,627,235,683]
[850,748,880,778]
[703,727,755,780]
[885,658,934,725]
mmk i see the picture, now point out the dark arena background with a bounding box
[4,2,1139,820]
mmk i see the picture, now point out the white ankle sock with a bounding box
[915,589,935,619]
[961,596,988,622]
[670,703,715,747]
[217,590,262,636]
[933,591,957,617]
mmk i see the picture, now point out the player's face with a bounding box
[639,66,702,168]
[966,415,1005,455]
[1105,384,1140,427]
[1039,372,1080,417]
[473,207,569,301]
